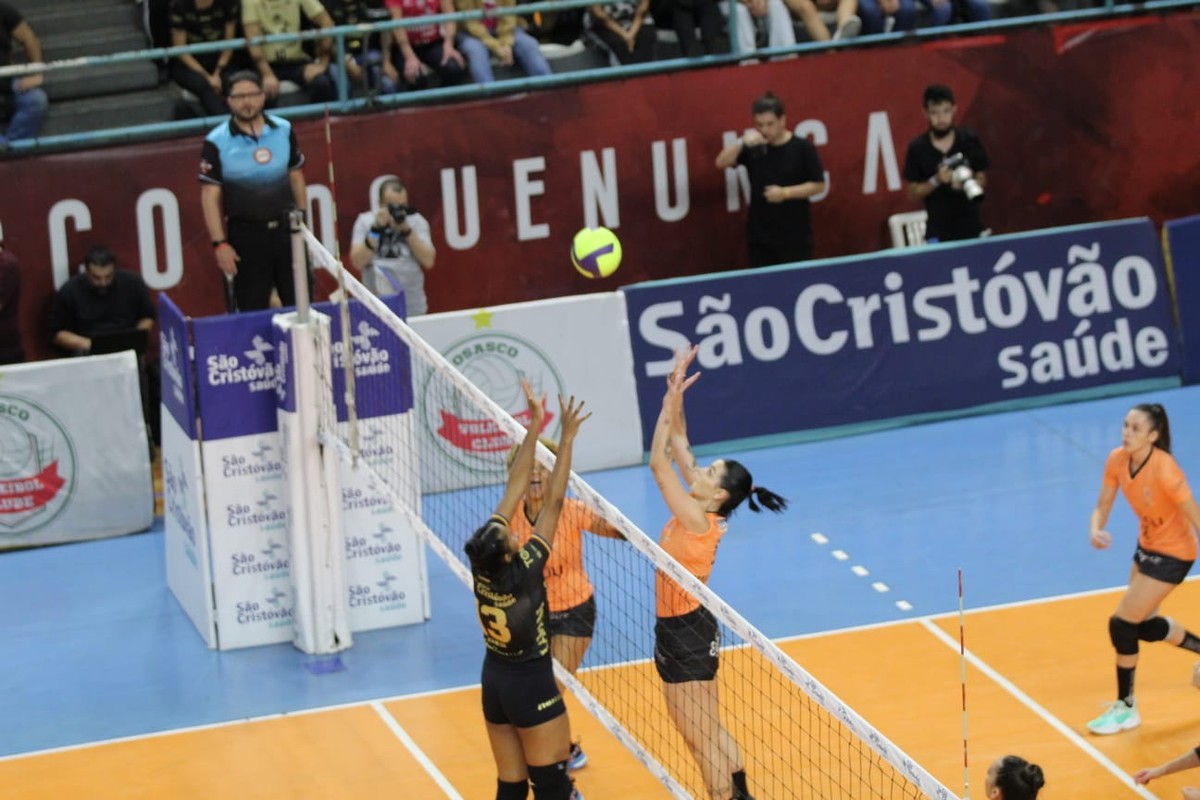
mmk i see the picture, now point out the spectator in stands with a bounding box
[242,0,337,103]
[652,0,726,57]
[324,0,399,97]
[455,0,552,83]
[722,0,797,59]
[902,83,990,242]
[48,245,156,356]
[588,0,655,64]
[0,224,22,365]
[791,0,860,41]
[714,91,826,267]
[920,0,990,27]
[348,177,436,316]
[169,0,243,117]
[381,0,467,90]
[986,755,1045,799]
[0,2,47,149]
[856,0,914,35]
[1136,745,1200,798]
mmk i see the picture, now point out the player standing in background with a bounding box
[465,380,590,800]
[1087,403,1200,735]
[650,345,787,800]
[507,437,624,771]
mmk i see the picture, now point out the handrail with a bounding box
[3,0,1191,155]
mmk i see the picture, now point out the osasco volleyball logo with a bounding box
[0,395,77,534]
[423,331,564,475]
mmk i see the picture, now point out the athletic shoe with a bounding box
[1086,700,1140,734]
[569,788,584,800]
[568,741,588,771]
[833,14,862,41]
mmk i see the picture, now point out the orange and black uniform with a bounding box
[512,497,599,638]
[1103,447,1197,584]
[472,521,565,727]
[654,513,727,683]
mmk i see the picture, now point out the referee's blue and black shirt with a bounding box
[199,114,304,222]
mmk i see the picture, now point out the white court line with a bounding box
[919,618,1156,799]
[370,701,464,799]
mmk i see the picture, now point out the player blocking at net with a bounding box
[465,380,590,800]
[651,345,787,800]
[506,437,625,772]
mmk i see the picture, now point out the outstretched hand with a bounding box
[558,394,592,443]
[520,377,547,434]
[664,344,700,412]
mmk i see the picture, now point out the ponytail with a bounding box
[464,516,510,579]
[718,459,788,517]
[1134,402,1172,454]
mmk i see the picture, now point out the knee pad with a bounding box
[1138,616,1171,642]
[497,779,529,800]
[1110,615,1139,656]
[528,762,572,800]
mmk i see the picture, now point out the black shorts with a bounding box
[549,595,597,639]
[1133,546,1194,585]
[654,606,719,684]
[480,654,566,728]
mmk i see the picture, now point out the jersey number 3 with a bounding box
[478,603,512,644]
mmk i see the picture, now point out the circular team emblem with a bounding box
[253,147,272,164]
[422,331,564,476]
[0,395,77,535]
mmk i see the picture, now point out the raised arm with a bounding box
[534,395,591,548]
[650,348,708,532]
[494,378,545,521]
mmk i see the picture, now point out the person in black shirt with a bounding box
[715,92,827,268]
[902,84,990,243]
[169,0,243,116]
[0,228,22,364]
[464,380,590,800]
[48,245,155,354]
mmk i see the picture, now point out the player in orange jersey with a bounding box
[649,345,786,800]
[507,438,624,771]
[1086,403,1200,736]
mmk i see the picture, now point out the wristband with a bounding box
[213,239,229,249]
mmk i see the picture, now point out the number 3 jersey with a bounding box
[472,533,552,662]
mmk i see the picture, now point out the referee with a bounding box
[199,71,309,312]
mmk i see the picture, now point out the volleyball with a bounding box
[571,226,622,279]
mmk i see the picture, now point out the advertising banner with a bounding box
[1163,215,1200,385]
[409,293,643,478]
[159,295,216,646]
[622,219,1180,447]
[6,16,1198,363]
[0,353,153,547]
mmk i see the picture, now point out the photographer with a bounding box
[902,84,990,243]
[349,178,435,317]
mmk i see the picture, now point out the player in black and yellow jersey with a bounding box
[465,379,591,800]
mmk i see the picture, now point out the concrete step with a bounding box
[42,26,148,61]
[39,87,178,139]
[23,0,140,42]
[44,60,161,102]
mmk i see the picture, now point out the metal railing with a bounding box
[0,0,1190,155]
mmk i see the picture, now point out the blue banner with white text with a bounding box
[158,294,197,438]
[622,219,1180,448]
[1163,215,1200,386]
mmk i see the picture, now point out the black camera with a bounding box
[940,153,984,201]
[387,203,416,223]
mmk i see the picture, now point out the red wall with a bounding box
[3,14,1198,360]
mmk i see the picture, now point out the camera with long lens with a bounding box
[940,153,984,202]
[387,202,417,223]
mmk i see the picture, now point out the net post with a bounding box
[290,209,310,322]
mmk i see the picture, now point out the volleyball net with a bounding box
[304,227,957,800]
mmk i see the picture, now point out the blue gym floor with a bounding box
[1,386,1190,760]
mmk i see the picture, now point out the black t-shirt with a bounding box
[736,135,825,252]
[1,2,25,97]
[472,535,551,663]
[170,0,240,45]
[0,249,22,363]
[47,270,157,341]
[902,127,990,242]
[323,0,373,55]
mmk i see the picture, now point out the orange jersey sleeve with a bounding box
[511,498,596,612]
[1105,447,1197,560]
[655,513,727,618]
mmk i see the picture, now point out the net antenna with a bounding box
[304,230,959,800]
[323,103,359,465]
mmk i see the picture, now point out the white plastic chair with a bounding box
[888,210,928,248]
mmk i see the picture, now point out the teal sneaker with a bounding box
[568,742,588,771]
[1087,700,1140,735]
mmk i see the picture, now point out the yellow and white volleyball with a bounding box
[0,417,37,478]
[571,226,622,279]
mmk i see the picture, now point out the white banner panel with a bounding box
[0,353,153,547]
[341,413,430,631]
[162,411,216,648]
[201,434,295,649]
[409,293,643,481]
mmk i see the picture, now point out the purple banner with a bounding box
[158,295,197,438]
[326,297,413,422]
[1163,215,1200,385]
[622,218,1181,447]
